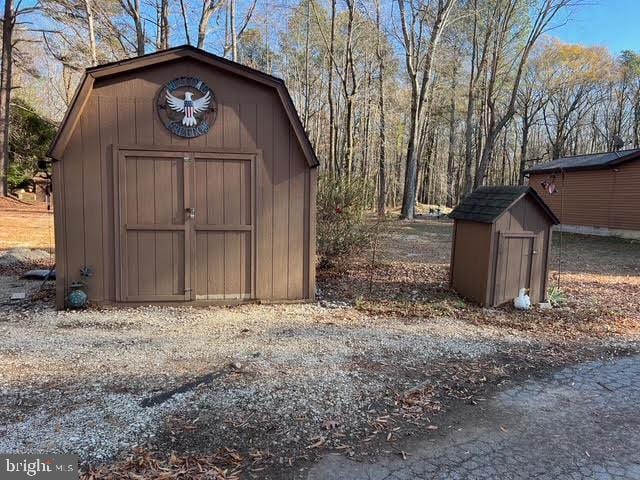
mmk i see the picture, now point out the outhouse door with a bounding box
[493,231,535,306]
[115,149,254,302]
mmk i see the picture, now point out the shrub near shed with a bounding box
[317,176,372,266]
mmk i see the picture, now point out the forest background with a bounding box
[1,0,639,221]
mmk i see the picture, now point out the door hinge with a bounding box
[184,156,192,162]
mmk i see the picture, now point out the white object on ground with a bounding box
[514,288,531,310]
[539,302,552,310]
[10,292,26,300]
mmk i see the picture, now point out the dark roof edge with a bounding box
[86,44,288,86]
[523,150,640,174]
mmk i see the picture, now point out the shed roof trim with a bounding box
[523,148,640,174]
[47,45,319,168]
[449,186,560,225]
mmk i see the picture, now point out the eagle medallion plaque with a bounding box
[157,77,218,138]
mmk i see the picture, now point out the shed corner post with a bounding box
[308,166,318,300]
[52,159,67,310]
[542,225,554,302]
[485,222,498,308]
[448,220,457,289]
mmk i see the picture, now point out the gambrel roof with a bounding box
[47,45,319,168]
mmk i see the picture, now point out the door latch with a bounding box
[186,207,196,219]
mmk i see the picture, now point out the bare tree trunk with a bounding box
[0,0,14,196]
[518,114,530,184]
[197,0,224,48]
[221,0,256,61]
[327,0,336,175]
[375,0,386,217]
[474,0,570,188]
[134,0,144,55]
[302,0,311,126]
[462,0,479,197]
[340,0,357,182]
[120,0,145,55]
[397,0,456,220]
[462,0,493,196]
[229,0,237,61]
[84,0,97,65]
[160,0,169,49]
[446,55,458,206]
[500,128,508,184]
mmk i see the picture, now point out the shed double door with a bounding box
[493,232,535,306]
[116,149,254,302]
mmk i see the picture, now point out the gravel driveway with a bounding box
[0,302,524,465]
[2,220,638,477]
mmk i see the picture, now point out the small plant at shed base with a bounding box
[67,266,93,309]
[547,286,567,307]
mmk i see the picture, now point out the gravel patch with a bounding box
[0,302,525,465]
[0,248,51,266]
[0,390,194,462]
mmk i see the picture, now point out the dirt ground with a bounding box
[0,197,54,251]
[0,204,639,479]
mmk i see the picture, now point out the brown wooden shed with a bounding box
[449,186,559,307]
[48,46,319,308]
[525,148,640,238]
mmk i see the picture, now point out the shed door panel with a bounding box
[193,155,253,299]
[119,151,188,301]
[493,232,534,306]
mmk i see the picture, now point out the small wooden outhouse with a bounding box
[48,46,319,308]
[449,186,559,307]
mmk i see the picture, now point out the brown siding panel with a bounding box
[611,161,640,230]
[272,105,290,299]
[55,57,316,305]
[451,221,492,305]
[531,161,640,232]
[491,197,550,304]
[80,97,104,300]
[256,103,274,299]
[63,126,85,295]
[52,160,67,308]
[98,97,117,301]
[288,127,306,299]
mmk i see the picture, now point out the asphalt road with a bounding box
[308,355,640,480]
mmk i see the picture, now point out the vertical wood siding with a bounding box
[55,58,315,304]
[450,221,493,305]
[530,160,640,231]
[490,197,550,305]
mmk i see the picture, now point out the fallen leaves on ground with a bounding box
[81,448,243,480]
[320,259,640,342]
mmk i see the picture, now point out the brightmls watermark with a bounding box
[1,455,78,479]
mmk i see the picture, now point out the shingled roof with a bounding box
[449,186,559,224]
[523,148,640,174]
